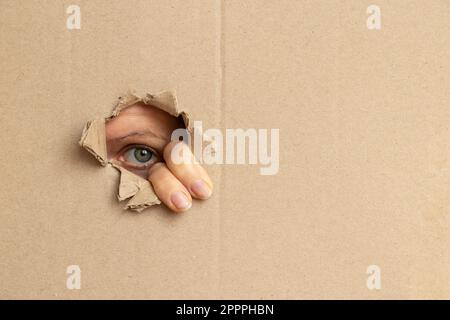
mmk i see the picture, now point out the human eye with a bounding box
[116,144,160,170]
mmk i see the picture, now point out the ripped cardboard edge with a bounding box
[78,90,190,212]
[113,164,161,212]
[109,90,193,132]
[79,118,108,166]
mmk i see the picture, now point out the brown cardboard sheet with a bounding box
[1,0,450,299]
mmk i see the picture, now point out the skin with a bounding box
[105,103,213,212]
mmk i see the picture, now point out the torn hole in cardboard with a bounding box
[79,90,195,212]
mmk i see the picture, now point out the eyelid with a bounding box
[116,144,162,169]
[111,134,166,156]
[120,144,160,158]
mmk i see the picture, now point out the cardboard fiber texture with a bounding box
[1,0,450,299]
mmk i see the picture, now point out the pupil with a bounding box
[134,148,152,162]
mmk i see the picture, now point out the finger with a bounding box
[163,141,213,200]
[147,162,192,213]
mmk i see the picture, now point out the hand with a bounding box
[105,103,213,212]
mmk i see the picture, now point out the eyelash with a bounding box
[117,144,161,169]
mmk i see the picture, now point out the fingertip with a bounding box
[190,179,213,200]
[170,191,192,212]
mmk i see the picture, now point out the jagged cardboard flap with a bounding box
[110,90,192,131]
[114,165,161,212]
[79,90,189,212]
[78,118,108,165]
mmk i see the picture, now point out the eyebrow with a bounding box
[108,130,169,143]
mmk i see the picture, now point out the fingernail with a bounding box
[191,180,212,199]
[170,192,191,211]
